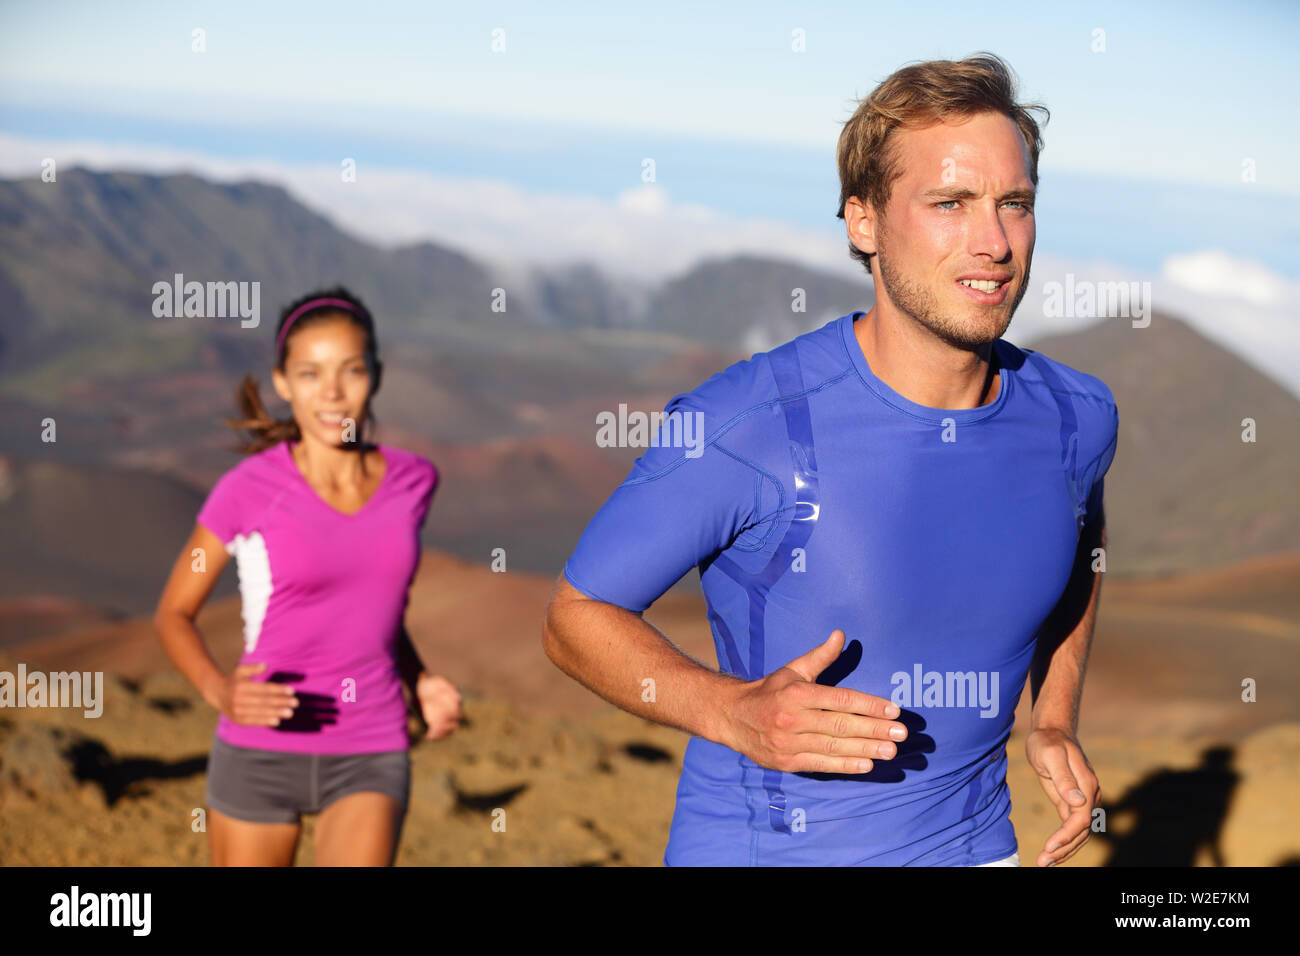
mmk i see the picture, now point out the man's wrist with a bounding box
[1027,717,1077,737]
[696,673,743,748]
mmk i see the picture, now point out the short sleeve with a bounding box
[196,470,244,548]
[562,392,766,613]
[417,461,440,531]
[1081,400,1118,527]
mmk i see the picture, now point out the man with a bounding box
[543,52,1118,867]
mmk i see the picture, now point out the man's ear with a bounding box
[845,195,879,259]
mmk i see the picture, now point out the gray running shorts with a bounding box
[204,734,410,824]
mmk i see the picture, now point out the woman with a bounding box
[153,286,461,866]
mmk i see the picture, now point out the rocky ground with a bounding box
[3,550,1298,866]
[2,653,1297,866]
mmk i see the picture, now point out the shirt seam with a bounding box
[1079,427,1119,477]
[709,441,786,552]
[1020,349,1118,408]
[622,365,857,488]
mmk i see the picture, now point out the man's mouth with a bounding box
[957,278,1009,293]
[954,275,1012,305]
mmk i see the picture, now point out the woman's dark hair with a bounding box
[220,285,383,472]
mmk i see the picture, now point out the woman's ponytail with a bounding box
[219,373,302,455]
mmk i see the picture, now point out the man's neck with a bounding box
[853,306,1001,410]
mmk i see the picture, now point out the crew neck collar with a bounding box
[839,311,1012,425]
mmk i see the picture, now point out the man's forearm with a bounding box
[1028,520,1106,735]
[543,578,745,744]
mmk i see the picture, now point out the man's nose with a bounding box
[969,202,1012,260]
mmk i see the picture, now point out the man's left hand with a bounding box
[1025,727,1100,867]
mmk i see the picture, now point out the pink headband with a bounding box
[276,297,360,359]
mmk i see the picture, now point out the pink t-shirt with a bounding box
[196,439,438,754]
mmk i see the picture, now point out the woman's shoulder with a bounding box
[211,441,286,485]
[380,443,438,491]
[198,443,288,541]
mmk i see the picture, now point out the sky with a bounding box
[1,0,1298,392]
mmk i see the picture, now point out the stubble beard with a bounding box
[874,228,1029,351]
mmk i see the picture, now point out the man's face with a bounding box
[852,111,1036,349]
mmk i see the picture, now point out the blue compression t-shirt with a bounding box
[563,311,1119,866]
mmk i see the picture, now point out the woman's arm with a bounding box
[153,522,297,725]
[396,622,461,739]
[395,622,425,694]
[152,522,236,710]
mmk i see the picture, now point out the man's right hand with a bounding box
[721,630,907,774]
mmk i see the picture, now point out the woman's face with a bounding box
[271,315,374,446]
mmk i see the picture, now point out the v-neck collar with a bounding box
[284,440,392,518]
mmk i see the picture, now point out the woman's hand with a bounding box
[415,672,462,739]
[214,661,298,726]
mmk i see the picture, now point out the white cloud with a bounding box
[1162,249,1290,308]
[615,183,671,216]
[1158,251,1300,398]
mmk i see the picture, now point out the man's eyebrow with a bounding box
[922,185,1036,201]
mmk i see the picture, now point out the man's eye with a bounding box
[934,199,1033,211]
